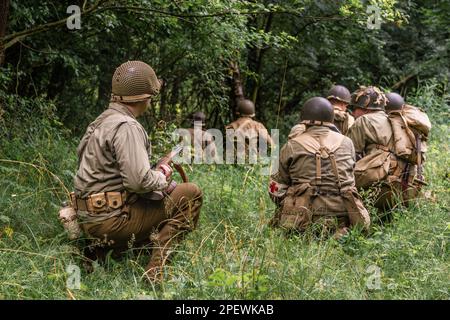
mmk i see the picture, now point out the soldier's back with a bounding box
[347,110,394,156]
[75,103,148,197]
[286,126,356,191]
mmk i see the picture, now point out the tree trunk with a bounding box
[96,57,116,112]
[0,0,10,66]
[250,12,273,104]
[229,61,245,117]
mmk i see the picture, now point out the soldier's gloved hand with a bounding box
[158,163,173,180]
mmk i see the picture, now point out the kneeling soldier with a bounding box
[269,97,370,238]
[347,87,427,211]
[73,61,203,283]
[326,85,355,135]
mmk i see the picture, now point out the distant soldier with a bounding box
[225,99,273,161]
[269,97,370,238]
[347,86,427,211]
[182,111,217,162]
[327,85,354,135]
[73,61,203,283]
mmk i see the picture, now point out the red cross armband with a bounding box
[268,179,288,198]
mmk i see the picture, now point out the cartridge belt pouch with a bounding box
[72,191,132,214]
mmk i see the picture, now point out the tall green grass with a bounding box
[0,81,448,299]
[0,124,448,299]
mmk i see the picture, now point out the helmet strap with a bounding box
[300,120,335,127]
[111,93,152,103]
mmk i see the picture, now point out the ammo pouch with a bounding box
[341,189,370,230]
[278,184,312,231]
[72,191,132,214]
[355,148,391,188]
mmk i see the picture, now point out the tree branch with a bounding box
[1,2,350,53]
[1,0,107,51]
[391,73,418,90]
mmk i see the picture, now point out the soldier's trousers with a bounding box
[374,180,420,211]
[81,183,203,269]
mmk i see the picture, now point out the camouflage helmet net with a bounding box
[237,99,255,117]
[350,86,387,111]
[111,61,161,103]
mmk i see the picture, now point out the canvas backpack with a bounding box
[388,104,431,170]
[279,131,370,231]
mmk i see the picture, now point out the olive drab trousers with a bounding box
[81,183,202,271]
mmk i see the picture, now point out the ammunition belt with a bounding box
[70,191,132,214]
[312,188,344,197]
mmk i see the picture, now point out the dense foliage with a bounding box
[1,0,448,134]
[0,0,449,300]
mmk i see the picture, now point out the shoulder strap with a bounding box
[313,145,343,191]
[327,150,342,191]
[293,131,345,190]
[315,151,322,187]
[388,112,416,146]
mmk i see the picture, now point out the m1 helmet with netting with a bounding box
[111,61,161,103]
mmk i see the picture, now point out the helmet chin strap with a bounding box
[110,93,152,103]
[300,120,335,126]
[299,120,340,133]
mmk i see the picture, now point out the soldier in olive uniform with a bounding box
[73,61,203,283]
[269,97,370,238]
[327,85,355,135]
[225,99,273,162]
[182,111,217,162]
[347,86,418,211]
[384,92,430,203]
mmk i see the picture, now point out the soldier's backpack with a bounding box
[388,104,431,165]
[354,146,392,189]
[279,131,370,231]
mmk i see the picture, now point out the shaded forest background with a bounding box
[0,0,449,300]
[0,0,448,141]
